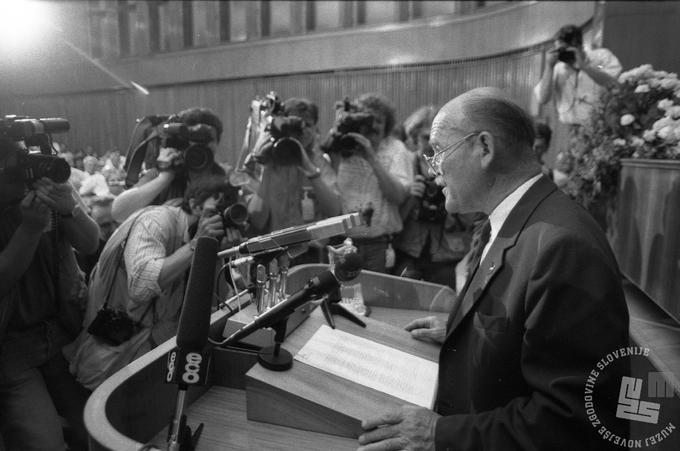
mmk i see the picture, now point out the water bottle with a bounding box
[301,187,315,222]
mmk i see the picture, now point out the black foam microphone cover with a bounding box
[176,236,218,351]
[334,251,363,282]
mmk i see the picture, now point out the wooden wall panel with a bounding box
[2,47,545,166]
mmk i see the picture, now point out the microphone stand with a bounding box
[319,286,367,329]
[257,319,293,371]
[167,382,204,451]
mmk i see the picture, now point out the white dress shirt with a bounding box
[481,174,543,262]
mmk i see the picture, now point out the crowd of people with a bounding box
[0,23,631,451]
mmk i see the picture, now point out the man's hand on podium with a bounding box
[404,316,446,344]
[357,405,440,451]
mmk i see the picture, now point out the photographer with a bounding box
[70,176,242,390]
[111,107,227,223]
[393,106,474,289]
[534,24,621,128]
[328,93,412,273]
[247,97,341,235]
[0,137,98,450]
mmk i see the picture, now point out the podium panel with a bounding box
[245,309,442,437]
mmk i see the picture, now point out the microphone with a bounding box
[222,252,363,347]
[217,212,361,259]
[166,236,218,451]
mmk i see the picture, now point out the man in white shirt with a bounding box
[534,24,622,126]
[357,87,629,451]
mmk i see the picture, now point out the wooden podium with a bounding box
[84,264,456,450]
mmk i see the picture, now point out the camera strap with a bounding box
[97,211,155,328]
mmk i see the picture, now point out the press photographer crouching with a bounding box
[392,106,475,289]
[0,117,99,451]
[322,93,412,273]
[246,95,341,259]
[69,176,243,391]
[112,107,227,223]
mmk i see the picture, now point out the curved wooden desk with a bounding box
[84,265,456,450]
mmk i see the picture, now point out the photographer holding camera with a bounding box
[393,106,475,289]
[534,24,621,128]
[111,107,227,223]
[0,134,99,450]
[247,97,341,238]
[70,176,242,390]
[325,93,412,273]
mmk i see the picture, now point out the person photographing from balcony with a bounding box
[534,24,621,128]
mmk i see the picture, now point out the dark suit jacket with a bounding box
[434,176,630,450]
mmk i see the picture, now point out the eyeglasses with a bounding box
[423,132,480,175]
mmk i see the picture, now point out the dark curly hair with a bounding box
[176,107,224,143]
[181,175,239,214]
[356,93,396,136]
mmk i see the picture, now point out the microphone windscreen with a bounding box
[334,251,363,282]
[176,236,218,351]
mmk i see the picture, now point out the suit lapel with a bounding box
[445,176,557,339]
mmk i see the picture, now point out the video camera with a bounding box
[0,115,71,184]
[123,114,219,188]
[250,92,305,166]
[321,97,374,158]
[160,121,216,172]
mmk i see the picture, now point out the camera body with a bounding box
[161,122,216,172]
[251,92,305,166]
[417,177,447,223]
[321,97,374,158]
[556,47,576,65]
[87,307,138,346]
[0,115,71,184]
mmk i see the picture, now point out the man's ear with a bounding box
[478,131,495,170]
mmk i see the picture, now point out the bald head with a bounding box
[434,87,536,173]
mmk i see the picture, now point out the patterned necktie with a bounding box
[465,217,491,280]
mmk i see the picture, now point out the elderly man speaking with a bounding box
[357,87,629,451]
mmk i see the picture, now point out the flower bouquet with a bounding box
[561,64,680,209]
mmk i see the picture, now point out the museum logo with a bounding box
[585,346,676,448]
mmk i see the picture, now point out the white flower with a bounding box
[658,98,674,111]
[669,106,680,119]
[635,84,650,93]
[612,138,626,146]
[630,136,645,147]
[620,114,635,126]
[661,78,680,90]
[658,125,673,141]
[653,116,672,130]
[643,130,656,142]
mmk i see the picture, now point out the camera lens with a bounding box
[184,144,213,171]
[24,153,71,183]
[222,203,248,228]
